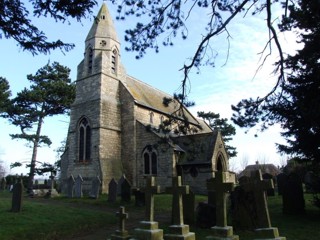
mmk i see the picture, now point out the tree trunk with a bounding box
[27,115,44,194]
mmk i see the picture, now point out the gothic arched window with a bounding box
[143,146,158,175]
[78,118,91,162]
[111,49,118,74]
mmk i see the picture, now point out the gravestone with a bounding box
[110,206,131,240]
[263,173,275,196]
[1,177,6,191]
[134,176,163,240]
[89,176,101,199]
[108,178,118,203]
[183,189,195,224]
[117,174,126,196]
[121,178,131,202]
[243,170,286,240]
[75,175,83,198]
[67,175,75,198]
[133,188,145,207]
[230,184,257,230]
[165,176,195,240]
[206,171,239,240]
[196,202,216,228]
[282,172,305,214]
[11,180,23,212]
[276,173,288,196]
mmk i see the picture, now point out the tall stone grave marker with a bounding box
[11,179,23,212]
[74,175,83,198]
[183,189,195,224]
[67,175,75,198]
[134,176,163,240]
[243,170,286,240]
[206,171,239,240]
[282,172,305,214]
[164,176,195,240]
[108,178,118,202]
[89,176,101,199]
[276,173,287,196]
[110,206,131,240]
[121,178,131,202]
[117,174,126,196]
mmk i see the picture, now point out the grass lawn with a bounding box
[0,191,319,240]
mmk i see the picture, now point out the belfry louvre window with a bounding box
[78,118,91,162]
[143,147,157,175]
[88,47,93,74]
[111,49,117,74]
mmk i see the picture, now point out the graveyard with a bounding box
[0,173,320,240]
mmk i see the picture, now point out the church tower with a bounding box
[61,3,126,192]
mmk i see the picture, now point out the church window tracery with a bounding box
[78,117,91,162]
[143,147,158,175]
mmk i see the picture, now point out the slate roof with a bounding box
[123,75,203,126]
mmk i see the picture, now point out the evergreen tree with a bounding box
[232,1,320,162]
[4,62,75,192]
[0,77,11,113]
[197,111,237,158]
[0,0,97,54]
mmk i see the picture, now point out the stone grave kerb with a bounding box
[165,176,189,225]
[242,169,274,228]
[207,171,234,228]
[145,176,161,222]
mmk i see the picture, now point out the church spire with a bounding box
[85,2,119,44]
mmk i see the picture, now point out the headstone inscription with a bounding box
[133,176,164,240]
[206,171,239,240]
[282,172,305,214]
[67,175,75,198]
[89,176,101,199]
[11,179,23,212]
[110,206,131,240]
[164,176,195,240]
[243,170,286,240]
[74,175,83,198]
[108,178,118,202]
[121,178,131,202]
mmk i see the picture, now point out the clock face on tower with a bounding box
[100,40,106,47]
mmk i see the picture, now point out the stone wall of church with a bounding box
[135,121,175,189]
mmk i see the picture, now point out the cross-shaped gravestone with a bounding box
[144,176,160,222]
[166,176,189,225]
[116,206,128,233]
[243,169,274,228]
[207,171,234,227]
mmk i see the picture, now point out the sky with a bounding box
[0,1,298,176]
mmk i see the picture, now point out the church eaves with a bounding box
[85,3,119,43]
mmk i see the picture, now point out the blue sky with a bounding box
[0,2,298,175]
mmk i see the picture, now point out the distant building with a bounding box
[60,3,231,194]
[238,161,280,178]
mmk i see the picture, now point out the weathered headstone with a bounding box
[134,176,163,240]
[195,202,216,228]
[276,173,288,196]
[108,178,118,203]
[117,174,126,196]
[133,188,145,207]
[110,206,131,240]
[1,177,6,191]
[282,172,305,215]
[243,170,286,240]
[263,173,275,196]
[165,176,195,240]
[89,176,101,199]
[11,180,23,212]
[206,171,239,240]
[74,175,83,198]
[67,175,75,198]
[183,189,195,224]
[121,178,131,202]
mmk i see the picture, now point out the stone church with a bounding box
[60,3,231,194]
